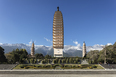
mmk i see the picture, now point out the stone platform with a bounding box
[1,74,116,77]
[0,69,116,74]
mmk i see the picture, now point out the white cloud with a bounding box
[29,39,32,45]
[73,41,81,47]
[28,40,36,46]
[44,37,52,43]
[107,43,112,46]
[0,43,3,45]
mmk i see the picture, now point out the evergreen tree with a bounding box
[0,46,7,63]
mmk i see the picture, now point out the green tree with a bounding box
[6,48,28,64]
[69,58,72,63]
[112,42,116,63]
[62,59,64,63]
[87,50,99,64]
[53,59,55,64]
[66,59,69,64]
[58,59,61,64]
[30,59,34,64]
[74,61,76,64]
[0,46,7,63]
[12,53,20,63]
[45,54,52,59]
[41,60,44,64]
[48,59,50,64]
[35,53,44,59]
[98,44,115,64]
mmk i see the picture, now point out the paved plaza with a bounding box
[0,64,116,77]
[0,69,116,74]
[0,74,116,77]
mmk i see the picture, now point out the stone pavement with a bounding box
[0,74,116,77]
[0,64,17,70]
[100,64,116,69]
[0,69,116,74]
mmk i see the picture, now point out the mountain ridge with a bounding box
[0,43,112,57]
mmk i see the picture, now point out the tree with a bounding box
[98,44,115,64]
[0,46,7,63]
[66,59,69,64]
[69,58,72,63]
[58,59,61,64]
[48,59,50,64]
[62,59,65,63]
[5,48,28,64]
[112,42,116,63]
[41,60,44,64]
[12,53,20,63]
[35,53,44,59]
[87,50,99,64]
[45,54,52,59]
[74,61,77,64]
[30,59,33,64]
[19,49,28,57]
[53,59,55,64]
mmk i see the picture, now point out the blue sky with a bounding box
[0,0,116,46]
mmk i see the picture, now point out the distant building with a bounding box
[82,41,86,57]
[31,41,35,57]
[53,7,64,57]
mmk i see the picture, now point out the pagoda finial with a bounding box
[57,6,59,11]
[83,41,85,43]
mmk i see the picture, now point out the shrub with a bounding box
[74,61,76,64]
[60,64,64,67]
[81,65,89,68]
[72,65,76,68]
[42,65,46,68]
[24,67,28,69]
[77,65,82,68]
[41,60,44,64]
[33,67,37,69]
[78,65,81,67]
[20,65,27,68]
[37,65,42,68]
[33,65,36,67]
[89,66,93,69]
[53,64,60,67]
[92,65,97,68]
[46,65,51,68]
[64,65,71,68]
[64,65,68,67]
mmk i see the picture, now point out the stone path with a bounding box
[0,64,17,70]
[0,70,116,74]
[100,64,116,69]
[0,74,116,77]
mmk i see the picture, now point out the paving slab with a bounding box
[0,69,116,74]
[0,74,116,77]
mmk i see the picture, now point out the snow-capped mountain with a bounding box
[0,43,112,57]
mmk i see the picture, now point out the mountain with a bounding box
[0,43,111,57]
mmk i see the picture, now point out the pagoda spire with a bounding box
[31,41,35,57]
[82,41,86,57]
[57,6,59,11]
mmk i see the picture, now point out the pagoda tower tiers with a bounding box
[53,7,64,57]
[31,41,35,57]
[82,41,86,57]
